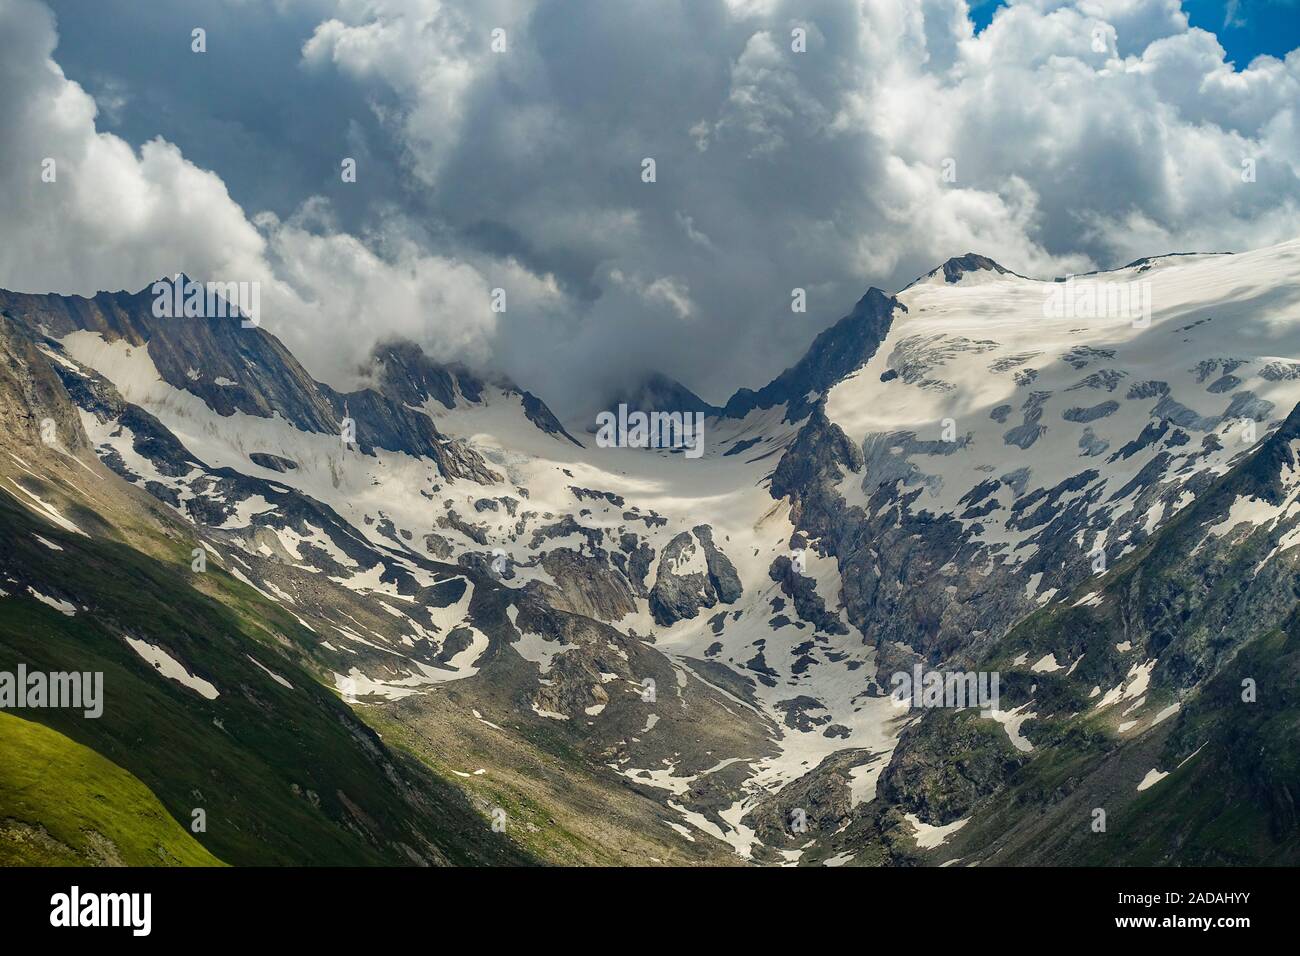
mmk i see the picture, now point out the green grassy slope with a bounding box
[0,487,533,867]
[0,710,223,866]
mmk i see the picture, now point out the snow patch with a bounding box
[126,637,219,699]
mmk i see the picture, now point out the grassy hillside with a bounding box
[0,485,533,866]
[0,710,223,866]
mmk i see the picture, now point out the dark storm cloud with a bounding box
[3,0,1299,415]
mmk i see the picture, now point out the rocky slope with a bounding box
[3,239,1299,865]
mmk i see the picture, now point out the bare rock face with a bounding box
[693,525,742,603]
[614,532,655,596]
[875,711,1028,825]
[248,452,298,472]
[373,337,583,447]
[934,252,1014,284]
[648,525,742,626]
[536,548,637,622]
[0,313,89,459]
[740,749,876,854]
[768,553,847,636]
[722,288,900,422]
[0,286,501,483]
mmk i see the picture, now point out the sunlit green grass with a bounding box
[0,710,223,866]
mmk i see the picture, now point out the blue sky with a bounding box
[1182,0,1300,61]
[972,0,1300,63]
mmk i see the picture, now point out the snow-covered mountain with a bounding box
[4,238,1300,865]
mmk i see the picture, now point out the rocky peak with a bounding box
[0,285,499,481]
[604,372,722,420]
[722,287,902,421]
[904,253,1015,290]
[1218,400,1300,506]
[0,313,89,458]
[369,338,582,447]
[370,339,488,411]
[937,253,1011,283]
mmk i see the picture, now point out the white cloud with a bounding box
[0,0,559,390]
[286,0,1300,405]
[2,0,1298,409]
[0,0,267,295]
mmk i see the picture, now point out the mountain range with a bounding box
[3,239,1299,865]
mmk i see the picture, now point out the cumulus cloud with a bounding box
[2,0,1298,412]
[258,205,529,375]
[0,0,267,294]
[0,0,555,389]
[289,0,1299,408]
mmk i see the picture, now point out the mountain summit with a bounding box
[904,252,1018,289]
[4,239,1300,867]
